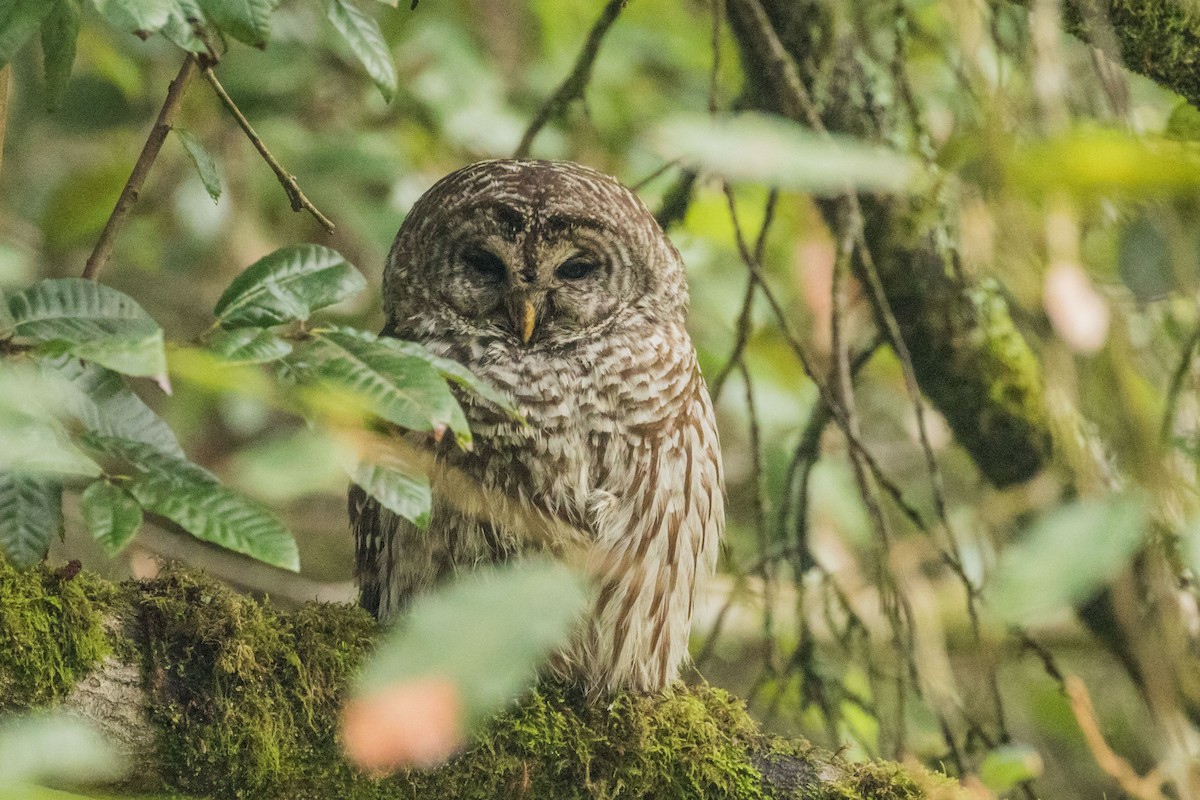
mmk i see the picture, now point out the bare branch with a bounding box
[514,0,627,158]
[84,56,198,280]
[199,62,336,234]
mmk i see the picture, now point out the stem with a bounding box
[199,63,335,234]
[513,0,626,158]
[84,56,197,281]
[0,66,10,179]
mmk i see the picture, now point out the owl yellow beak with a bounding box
[521,300,537,344]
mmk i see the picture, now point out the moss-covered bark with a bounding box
[1021,0,1200,109]
[727,0,1054,488]
[0,558,962,799]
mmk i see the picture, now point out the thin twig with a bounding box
[1159,317,1200,444]
[1066,675,1168,800]
[0,66,10,179]
[84,56,198,280]
[199,62,335,234]
[513,0,627,158]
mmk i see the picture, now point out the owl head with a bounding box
[382,160,688,348]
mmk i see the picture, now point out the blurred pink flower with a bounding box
[341,677,465,773]
[1044,262,1109,354]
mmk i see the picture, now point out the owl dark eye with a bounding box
[463,247,506,279]
[556,257,598,281]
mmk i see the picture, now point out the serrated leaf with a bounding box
[654,112,921,195]
[0,473,61,568]
[93,0,178,35]
[174,128,222,203]
[39,0,81,110]
[377,334,520,418]
[299,328,469,445]
[83,433,299,571]
[46,358,185,457]
[345,457,431,528]
[6,279,167,379]
[214,244,365,329]
[987,495,1146,626]
[35,328,167,379]
[355,561,587,725]
[197,0,277,47]
[0,0,54,69]
[207,327,292,365]
[80,480,142,555]
[324,0,396,102]
[7,278,158,338]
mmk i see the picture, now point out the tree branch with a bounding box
[0,559,962,799]
[199,62,336,234]
[83,56,198,281]
[513,0,627,158]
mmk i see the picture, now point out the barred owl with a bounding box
[350,160,724,694]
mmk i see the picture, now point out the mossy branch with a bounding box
[0,558,961,799]
[726,0,1054,488]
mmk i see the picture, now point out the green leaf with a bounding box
[214,244,365,329]
[84,433,300,571]
[345,457,431,528]
[197,0,277,47]
[93,0,178,35]
[6,279,167,380]
[0,362,103,476]
[39,0,81,109]
[0,713,127,787]
[987,495,1146,626]
[355,561,587,725]
[978,744,1043,793]
[653,112,921,195]
[80,480,142,555]
[174,128,222,203]
[0,0,54,69]
[229,428,344,502]
[299,327,470,445]
[207,327,293,364]
[160,0,208,51]
[47,358,185,458]
[324,0,397,102]
[378,335,520,418]
[35,330,167,380]
[0,473,61,569]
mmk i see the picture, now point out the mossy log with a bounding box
[0,558,962,799]
[727,0,1054,488]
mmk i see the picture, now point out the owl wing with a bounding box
[583,371,725,691]
[348,483,397,618]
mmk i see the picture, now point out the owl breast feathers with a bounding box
[350,159,724,694]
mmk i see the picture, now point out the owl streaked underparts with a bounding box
[349,159,724,694]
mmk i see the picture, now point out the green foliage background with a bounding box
[3,0,1200,798]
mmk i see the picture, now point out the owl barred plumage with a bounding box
[350,160,724,693]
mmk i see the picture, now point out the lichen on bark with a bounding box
[0,559,962,799]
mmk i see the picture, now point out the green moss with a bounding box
[1060,1,1200,110]
[0,556,114,710]
[0,564,954,798]
[134,569,378,798]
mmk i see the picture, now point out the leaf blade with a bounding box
[174,128,222,203]
[213,245,365,329]
[80,480,143,555]
[39,0,81,109]
[324,0,397,102]
[0,473,62,568]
